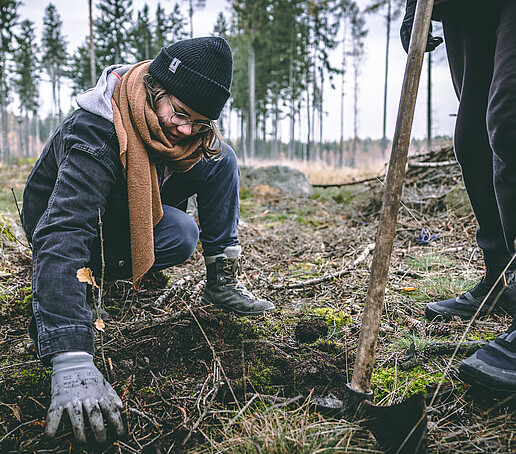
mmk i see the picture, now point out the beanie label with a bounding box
[168,58,181,73]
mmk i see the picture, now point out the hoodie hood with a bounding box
[76,64,133,123]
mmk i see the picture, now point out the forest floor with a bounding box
[0,150,515,453]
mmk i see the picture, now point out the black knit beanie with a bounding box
[149,36,233,120]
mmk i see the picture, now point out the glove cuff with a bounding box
[51,351,93,368]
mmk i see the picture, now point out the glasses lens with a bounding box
[171,111,191,126]
[192,122,212,133]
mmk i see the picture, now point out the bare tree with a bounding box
[89,0,96,86]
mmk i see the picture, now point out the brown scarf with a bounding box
[111,61,202,288]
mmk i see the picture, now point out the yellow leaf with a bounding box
[94,318,105,332]
[77,267,98,288]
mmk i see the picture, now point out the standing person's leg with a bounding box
[458,0,516,393]
[425,0,516,320]
[488,1,516,262]
[161,144,275,315]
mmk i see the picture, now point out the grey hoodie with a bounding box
[76,64,132,123]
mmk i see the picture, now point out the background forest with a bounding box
[0,0,450,168]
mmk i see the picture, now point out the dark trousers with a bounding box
[441,0,516,274]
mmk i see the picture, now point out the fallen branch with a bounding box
[271,243,375,290]
[312,176,384,188]
[152,275,195,308]
[424,340,488,357]
[408,160,457,168]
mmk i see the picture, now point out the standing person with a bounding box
[22,36,275,444]
[400,0,516,392]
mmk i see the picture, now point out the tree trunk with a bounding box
[381,0,392,159]
[89,0,96,86]
[188,0,194,38]
[240,112,247,165]
[319,71,323,162]
[340,31,347,167]
[1,103,10,164]
[34,112,40,156]
[288,40,295,161]
[306,88,311,162]
[351,57,359,168]
[427,52,432,151]
[248,38,256,161]
[24,111,30,157]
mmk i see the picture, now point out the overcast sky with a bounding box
[20,0,458,142]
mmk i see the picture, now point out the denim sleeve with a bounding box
[29,132,120,363]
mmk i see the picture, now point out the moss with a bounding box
[310,338,346,354]
[311,307,351,329]
[371,366,446,403]
[16,367,52,398]
[18,287,33,316]
[138,386,157,398]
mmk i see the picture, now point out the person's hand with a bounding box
[45,352,125,444]
[400,0,443,54]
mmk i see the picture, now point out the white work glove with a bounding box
[45,352,125,444]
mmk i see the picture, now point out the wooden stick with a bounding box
[350,0,435,394]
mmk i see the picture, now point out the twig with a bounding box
[127,407,162,432]
[271,242,375,289]
[97,208,109,380]
[0,419,38,446]
[224,393,259,432]
[182,362,223,446]
[10,187,32,250]
[262,394,304,415]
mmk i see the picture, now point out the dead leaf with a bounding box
[94,318,105,332]
[77,267,98,288]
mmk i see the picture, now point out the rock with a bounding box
[239,165,313,196]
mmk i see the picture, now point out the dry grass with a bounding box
[242,158,386,185]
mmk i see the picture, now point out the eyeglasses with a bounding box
[160,96,212,134]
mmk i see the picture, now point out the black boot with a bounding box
[459,318,516,392]
[425,270,516,321]
[202,246,275,316]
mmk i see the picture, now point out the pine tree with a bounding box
[41,3,68,125]
[0,0,20,164]
[94,0,133,66]
[150,3,187,59]
[13,18,39,157]
[129,4,153,61]
[68,39,97,96]
[168,3,188,43]
[152,3,168,56]
[213,11,229,38]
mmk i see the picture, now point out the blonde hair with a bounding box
[142,73,225,158]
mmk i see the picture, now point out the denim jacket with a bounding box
[22,108,132,364]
